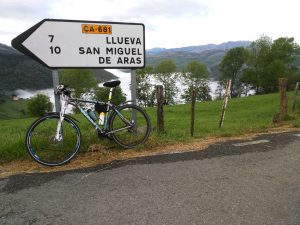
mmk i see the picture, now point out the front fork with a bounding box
[55,95,68,141]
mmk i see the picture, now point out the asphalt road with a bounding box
[1,131,300,225]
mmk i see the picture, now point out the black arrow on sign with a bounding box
[11,19,50,68]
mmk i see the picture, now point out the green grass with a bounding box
[146,92,300,141]
[0,92,300,164]
[0,99,29,120]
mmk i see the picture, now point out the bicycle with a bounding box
[25,80,151,166]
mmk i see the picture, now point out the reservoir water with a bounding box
[15,69,219,105]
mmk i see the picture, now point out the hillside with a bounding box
[0,43,117,98]
[0,99,29,120]
[2,40,299,94]
[0,41,251,96]
[146,41,251,79]
[0,43,52,96]
[147,41,251,55]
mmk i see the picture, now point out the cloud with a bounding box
[0,0,53,21]
[0,30,15,35]
[51,0,208,22]
[130,0,208,18]
[1,0,299,48]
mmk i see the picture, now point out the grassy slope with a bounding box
[146,92,294,142]
[0,99,29,120]
[0,92,299,164]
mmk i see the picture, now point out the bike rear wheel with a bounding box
[25,114,81,166]
[109,104,151,148]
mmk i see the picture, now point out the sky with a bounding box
[0,0,299,49]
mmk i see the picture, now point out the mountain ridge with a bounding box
[0,43,117,98]
[0,41,251,97]
[145,41,251,79]
[146,41,251,54]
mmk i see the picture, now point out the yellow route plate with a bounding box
[81,24,112,34]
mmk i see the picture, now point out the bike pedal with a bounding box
[97,132,113,140]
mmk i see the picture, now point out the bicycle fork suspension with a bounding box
[55,95,68,141]
[55,113,64,141]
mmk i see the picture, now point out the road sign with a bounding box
[11,19,145,69]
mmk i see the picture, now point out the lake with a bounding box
[15,69,219,105]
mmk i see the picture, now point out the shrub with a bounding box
[27,93,53,117]
[94,86,126,105]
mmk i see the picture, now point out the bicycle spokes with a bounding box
[110,105,151,148]
[27,115,81,166]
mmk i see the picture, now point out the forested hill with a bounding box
[0,43,51,94]
[0,43,117,98]
[0,41,251,96]
[4,40,296,96]
[146,41,252,79]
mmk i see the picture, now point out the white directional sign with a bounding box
[12,19,145,69]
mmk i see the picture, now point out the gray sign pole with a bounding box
[52,70,60,112]
[131,69,137,103]
[131,69,137,126]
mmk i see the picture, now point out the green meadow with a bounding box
[0,92,299,164]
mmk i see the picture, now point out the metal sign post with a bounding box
[130,69,137,103]
[131,69,137,125]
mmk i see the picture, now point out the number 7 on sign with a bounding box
[49,35,54,43]
[48,35,61,54]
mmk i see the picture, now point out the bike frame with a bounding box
[55,87,132,140]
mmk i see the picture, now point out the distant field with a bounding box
[0,92,299,164]
[0,99,29,120]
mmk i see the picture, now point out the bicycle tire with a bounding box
[25,114,81,166]
[109,104,151,148]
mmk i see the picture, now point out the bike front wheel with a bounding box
[109,104,151,148]
[25,114,81,166]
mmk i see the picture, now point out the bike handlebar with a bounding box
[56,84,72,97]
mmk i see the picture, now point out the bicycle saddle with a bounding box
[103,80,121,88]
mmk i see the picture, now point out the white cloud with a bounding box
[129,0,208,18]
[50,0,207,21]
[0,0,53,20]
[0,0,300,48]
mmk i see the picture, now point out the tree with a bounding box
[136,66,155,107]
[155,59,178,105]
[271,37,300,64]
[94,86,126,105]
[214,80,227,100]
[244,35,300,93]
[59,69,97,98]
[245,35,273,94]
[181,60,211,102]
[27,93,53,117]
[270,37,300,89]
[220,47,248,97]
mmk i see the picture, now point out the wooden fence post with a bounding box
[219,79,232,128]
[278,78,288,121]
[190,90,196,136]
[292,82,299,112]
[156,85,164,132]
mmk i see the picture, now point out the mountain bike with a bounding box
[25,80,151,166]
